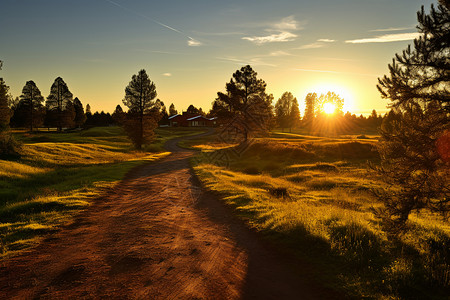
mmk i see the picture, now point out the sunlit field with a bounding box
[191,130,450,299]
[0,126,206,258]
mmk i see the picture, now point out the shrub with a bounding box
[0,131,21,159]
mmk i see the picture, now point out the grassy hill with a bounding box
[191,130,450,299]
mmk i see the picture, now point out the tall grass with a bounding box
[192,133,450,299]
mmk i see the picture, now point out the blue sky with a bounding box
[0,0,435,114]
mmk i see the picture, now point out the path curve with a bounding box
[0,129,341,299]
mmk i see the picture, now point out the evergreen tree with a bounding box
[374,4,450,231]
[17,80,45,131]
[73,97,86,128]
[211,65,273,141]
[112,104,124,124]
[169,103,178,116]
[122,69,160,149]
[46,77,73,131]
[303,92,317,131]
[0,78,11,131]
[186,104,200,114]
[275,92,300,132]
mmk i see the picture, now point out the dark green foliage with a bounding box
[73,97,86,128]
[0,78,11,131]
[0,131,21,159]
[210,65,274,141]
[375,4,450,232]
[45,77,74,131]
[12,81,45,131]
[122,69,160,149]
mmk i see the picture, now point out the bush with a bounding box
[0,131,21,159]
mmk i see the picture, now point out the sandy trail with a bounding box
[0,130,341,299]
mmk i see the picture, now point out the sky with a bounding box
[0,0,436,115]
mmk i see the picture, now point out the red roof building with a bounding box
[168,112,217,127]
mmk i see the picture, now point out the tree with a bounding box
[211,65,273,141]
[374,4,450,232]
[186,104,200,114]
[16,81,45,131]
[316,92,344,117]
[122,69,160,149]
[275,92,300,132]
[0,78,11,131]
[304,92,317,122]
[46,77,74,131]
[169,103,178,116]
[112,104,124,124]
[73,97,86,128]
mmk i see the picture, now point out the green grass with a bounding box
[1,126,209,258]
[191,131,450,299]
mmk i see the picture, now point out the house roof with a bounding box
[168,114,180,120]
[187,115,210,121]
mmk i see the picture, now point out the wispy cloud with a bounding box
[187,37,202,46]
[217,56,276,67]
[370,27,412,32]
[317,38,335,43]
[162,73,172,77]
[269,50,291,56]
[242,16,301,45]
[272,15,298,30]
[296,42,325,50]
[243,32,297,44]
[346,32,420,44]
[296,38,336,50]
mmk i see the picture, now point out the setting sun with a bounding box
[323,102,336,114]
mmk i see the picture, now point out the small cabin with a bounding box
[169,112,217,127]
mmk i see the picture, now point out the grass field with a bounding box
[0,126,204,258]
[192,129,450,299]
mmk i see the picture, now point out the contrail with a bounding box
[104,0,196,41]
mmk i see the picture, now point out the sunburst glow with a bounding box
[323,102,336,114]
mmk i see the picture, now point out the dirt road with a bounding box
[0,131,341,299]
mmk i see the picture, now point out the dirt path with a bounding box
[0,131,342,299]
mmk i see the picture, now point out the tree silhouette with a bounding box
[0,78,11,131]
[169,103,178,116]
[15,81,45,131]
[316,92,344,117]
[211,65,273,141]
[374,4,450,232]
[186,104,201,115]
[112,104,124,124]
[275,92,300,132]
[46,77,74,131]
[122,69,160,149]
[73,97,86,128]
[303,92,317,124]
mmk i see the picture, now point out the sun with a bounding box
[305,83,355,113]
[323,102,336,114]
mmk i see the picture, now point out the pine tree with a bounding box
[46,77,74,131]
[169,103,178,116]
[122,69,160,149]
[0,78,11,131]
[73,97,86,128]
[211,65,273,141]
[17,80,45,131]
[374,4,450,232]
